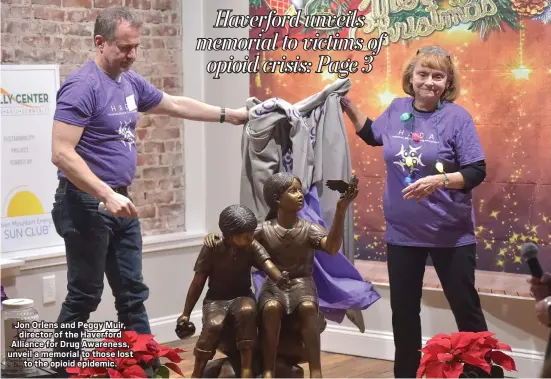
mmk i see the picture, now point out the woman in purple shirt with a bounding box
[342,46,488,378]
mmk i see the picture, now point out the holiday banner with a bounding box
[0,64,64,255]
[248,0,551,297]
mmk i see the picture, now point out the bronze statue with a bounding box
[205,172,359,378]
[176,204,290,378]
[325,176,359,196]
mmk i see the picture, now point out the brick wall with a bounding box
[1,0,185,236]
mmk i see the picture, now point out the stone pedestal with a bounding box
[196,311,326,378]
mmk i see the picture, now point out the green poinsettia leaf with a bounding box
[250,0,262,8]
[154,365,170,378]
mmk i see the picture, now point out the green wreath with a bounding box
[387,0,522,40]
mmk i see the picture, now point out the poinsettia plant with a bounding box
[417,331,517,378]
[66,330,185,378]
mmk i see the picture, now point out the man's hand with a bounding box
[528,272,551,301]
[204,233,222,249]
[227,107,248,125]
[102,192,138,218]
[535,297,550,326]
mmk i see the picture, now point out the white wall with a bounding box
[202,0,251,231]
[2,1,548,377]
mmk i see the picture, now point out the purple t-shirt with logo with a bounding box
[54,60,163,188]
[372,97,485,248]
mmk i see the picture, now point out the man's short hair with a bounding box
[218,205,258,236]
[94,6,142,42]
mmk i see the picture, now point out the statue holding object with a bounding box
[253,172,358,378]
[175,204,290,378]
[202,172,359,378]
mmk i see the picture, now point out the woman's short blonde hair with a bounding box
[401,46,460,102]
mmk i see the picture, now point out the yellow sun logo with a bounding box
[4,188,44,217]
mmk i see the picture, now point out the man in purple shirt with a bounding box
[50,6,247,373]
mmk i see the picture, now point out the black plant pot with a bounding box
[490,365,505,378]
[459,364,504,378]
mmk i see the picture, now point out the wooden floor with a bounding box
[166,337,394,378]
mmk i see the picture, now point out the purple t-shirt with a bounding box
[372,97,485,247]
[54,60,163,187]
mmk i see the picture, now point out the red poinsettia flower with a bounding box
[120,364,148,378]
[417,331,517,378]
[114,356,139,368]
[132,351,156,365]
[475,333,516,371]
[146,341,160,354]
[66,366,109,378]
[126,331,154,353]
[67,330,185,378]
[122,330,139,344]
[155,342,185,363]
[107,368,125,378]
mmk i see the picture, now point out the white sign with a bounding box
[0,65,64,254]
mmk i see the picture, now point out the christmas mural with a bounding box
[248,0,551,289]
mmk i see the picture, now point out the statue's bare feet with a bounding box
[263,370,273,378]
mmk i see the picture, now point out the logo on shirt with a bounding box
[118,119,135,150]
[108,103,131,117]
[394,144,426,171]
[393,129,437,144]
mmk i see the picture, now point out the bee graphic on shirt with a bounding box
[118,119,135,150]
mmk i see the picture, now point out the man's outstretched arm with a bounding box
[148,92,248,125]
